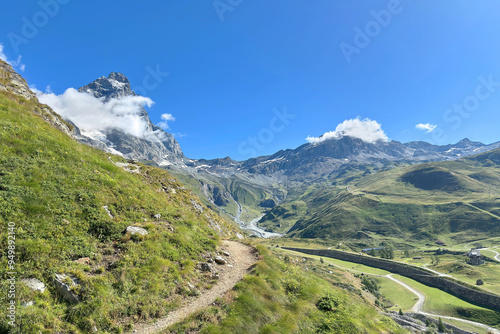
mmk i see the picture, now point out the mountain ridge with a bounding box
[65,72,500,180]
[35,71,500,235]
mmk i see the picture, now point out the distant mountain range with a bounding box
[50,72,500,236]
[74,73,500,179]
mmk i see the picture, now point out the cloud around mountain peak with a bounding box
[306,117,389,144]
[34,87,155,138]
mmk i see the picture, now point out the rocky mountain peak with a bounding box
[72,72,186,166]
[454,138,482,148]
[78,72,134,101]
[108,72,129,83]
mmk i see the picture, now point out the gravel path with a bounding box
[385,274,425,313]
[129,241,258,334]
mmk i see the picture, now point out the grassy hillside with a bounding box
[165,245,406,334]
[0,89,236,333]
[173,170,283,225]
[0,64,407,334]
[260,152,500,245]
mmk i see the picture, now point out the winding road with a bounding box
[386,274,500,334]
[285,250,500,334]
[486,248,500,262]
[463,242,500,262]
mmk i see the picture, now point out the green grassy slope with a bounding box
[261,153,500,245]
[165,245,406,334]
[0,89,235,333]
[173,170,284,225]
[0,64,407,334]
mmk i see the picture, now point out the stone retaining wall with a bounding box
[283,247,500,311]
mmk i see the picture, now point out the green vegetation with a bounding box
[172,169,283,225]
[0,90,234,333]
[165,245,406,334]
[259,152,500,245]
[258,200,308,233]
[375,277,418,312]
[278,246,500,331]
[276,247,391,275]
[0,81,406,334]
[431,258,500,295]
[394,275,500,327]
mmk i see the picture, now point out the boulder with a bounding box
[199,262,215,273]
[125,226,148,236]
[214,256,227,265]
[53,274,80,303]
[222,251,230,257]
[22,301,35,308]
[154,213,161,220]
[190,199,203,213]
[21,278,46,293]
[187,282,200,296]
[74,257,91,265]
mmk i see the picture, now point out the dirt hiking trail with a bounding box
[129,240,258,334]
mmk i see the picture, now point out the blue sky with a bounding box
[1,0,500,160]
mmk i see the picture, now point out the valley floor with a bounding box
[129,241,258,334]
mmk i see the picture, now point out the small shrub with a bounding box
[316,292,340,312]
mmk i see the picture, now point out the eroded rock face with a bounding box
[53,274,80,303]
[21,278,46,293]
[79,72,133,101]
[0,59,75,138]
[0,60,36,100]
[125,226,148,236]
[200,182,231,206]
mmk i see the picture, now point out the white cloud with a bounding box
[173,132,186,138]
[306,117,389,144]
[415,123,437,133]
[0,43,25,72]
[36,88,155,138]
[157,113,175,130]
